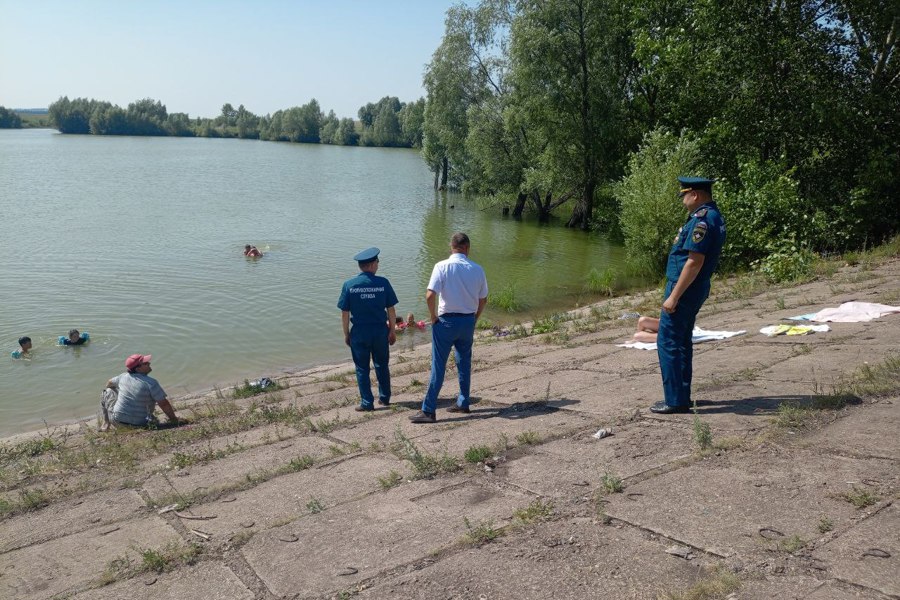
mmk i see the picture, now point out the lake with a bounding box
[0,129,629,437]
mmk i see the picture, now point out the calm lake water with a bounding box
[0,129,628,436]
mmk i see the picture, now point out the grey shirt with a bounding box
[109,372,167,425]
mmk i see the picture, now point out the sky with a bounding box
[0,0,460,119]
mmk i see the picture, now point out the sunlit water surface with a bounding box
[0,129,628,436]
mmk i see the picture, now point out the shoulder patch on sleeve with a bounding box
[691,221,708,243]
[692,207,708,218]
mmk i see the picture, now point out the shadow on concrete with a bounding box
[696,394,862,415]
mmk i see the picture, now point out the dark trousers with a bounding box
[657,280,709,407]
[350,325,391,408]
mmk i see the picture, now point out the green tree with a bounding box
[49,97,92,134]
[399,97,426,147]
[509,0,629,229]
[0,106,22,128]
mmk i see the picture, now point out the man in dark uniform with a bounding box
[650,177,726,414]
[337,247,398,412]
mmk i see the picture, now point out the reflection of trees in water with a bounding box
[419,193,628,319]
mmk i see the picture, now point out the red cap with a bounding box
[126,354,151,370]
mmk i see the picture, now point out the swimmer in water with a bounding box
[244,245,263,257]
[60,329,89,346]
[406,313,426,330]
[11,336,32,359]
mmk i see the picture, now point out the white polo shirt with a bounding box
[427,253,488,315]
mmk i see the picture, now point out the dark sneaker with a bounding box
[446,405,470,414]
[355,405,374,412]
[409,410,436,423]
[378,399,390,407]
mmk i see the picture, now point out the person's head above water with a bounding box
[68,329,80,343]
[18,336,31,351]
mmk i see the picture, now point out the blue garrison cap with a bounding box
[678,176,715,195]
[353,247,380,263]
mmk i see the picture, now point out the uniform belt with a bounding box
[441,312,475,318]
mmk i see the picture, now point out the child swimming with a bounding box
[59,329,90,346]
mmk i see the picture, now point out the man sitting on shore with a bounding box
[102,354,180,429]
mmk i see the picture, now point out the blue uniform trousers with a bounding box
[657,280,709,408]
[422,314,476,415]
[350,324,391,409]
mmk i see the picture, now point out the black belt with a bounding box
[441,312,475,318]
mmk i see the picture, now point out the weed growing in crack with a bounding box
[393,427,460,479]
[462,517,501,546]
[780,535,806,553]
[600,471,623,494]
[288,455,315,471]
[842,487,879,508]
[100,542,201,585]
[376,470,403,490]
[661,565,740,600]
[516,430,541,445]
[774,402,812,429]
[513,499,554,524]
[817,516,834,533]
[693,413,713,451]
[306,498,325,514]
[464,445,492,464]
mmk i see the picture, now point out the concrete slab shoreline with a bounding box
[1,258,898,599]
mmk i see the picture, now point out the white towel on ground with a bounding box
[617,326,746,350]
[809,301,900,323]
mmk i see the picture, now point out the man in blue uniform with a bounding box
[651,177,726,414]
[338,247,398,412]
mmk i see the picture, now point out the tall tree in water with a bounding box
[509,0,627,229]
[422,3,501,189]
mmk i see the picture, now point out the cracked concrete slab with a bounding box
[0,516,181,600]
[485,368,612,405]
[556,374,670,417]
[240,477,532,598]
[501,421,694,499]
[69,561,253,600]
[409,405,598,457]
[690,343,798,381]
[357,517,715,600]
[794,399,900,460]
[812,503,900,598]
[0,488,147,554]
[604,446,899,558]
[142,434,337,500]
[192,454,405,538]
[516,342,623,368]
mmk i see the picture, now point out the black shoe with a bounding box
[409,411,436,423]
[354,405,374,412]
[649,402,691,414]
[378,399,390,407]
[446,405,471,414]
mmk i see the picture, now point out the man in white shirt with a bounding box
[410,233,488,423]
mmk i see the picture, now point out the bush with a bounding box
[717,159,822,273]
[616,129,704,277]
[754,240,814,283]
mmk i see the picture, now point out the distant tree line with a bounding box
[422,0,898,278]
[47,95,426,149]
[0,106,23,128]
